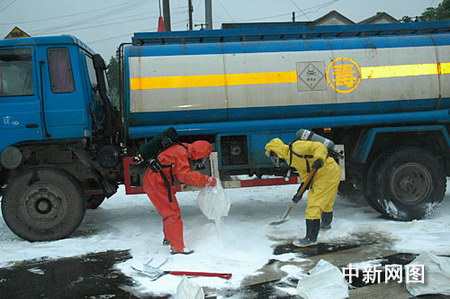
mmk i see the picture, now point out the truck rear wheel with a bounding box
[363,152,390,214]
[371,148,446,221]
[1,167,85,241]
[338,181,362,200]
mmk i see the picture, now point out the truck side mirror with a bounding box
[92,54,108,96]
[93,54,106,70]
[92,53,115,134]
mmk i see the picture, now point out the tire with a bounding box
[338,180,363,201]
[86,195,105,209]
[373,148,446,221]
[363,152,390,214]
[1,167,85,241]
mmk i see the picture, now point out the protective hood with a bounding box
[265,138,289,160]
[187,140,212,160]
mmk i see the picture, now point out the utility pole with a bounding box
[188,0,193,30]
[292,12,296,22]
[163,0,171,31]
[205,0,212,30]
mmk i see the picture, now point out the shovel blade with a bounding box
[269,218,289,226]
[269,203,296,226]
[131,265,165,281]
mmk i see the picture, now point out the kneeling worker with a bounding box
[265,138,341,247]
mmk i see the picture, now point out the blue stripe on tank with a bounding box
[128,98,449,127]
[128,108,450,139]
[125,33,450,57]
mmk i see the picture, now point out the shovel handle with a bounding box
[294,167,318,198]
[271,167,319,225]
[169,271,232,279]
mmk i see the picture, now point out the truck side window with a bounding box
[47,48,75,93]
[85,54,98,88]
[0,48,33,97]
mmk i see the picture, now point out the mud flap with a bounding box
[73,149,117,197]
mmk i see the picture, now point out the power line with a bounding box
[0,0,146,26]
[29,5,189,36]
[31,0,151,35]
[235,0,340,23]
[303,0,340,14]
[86,19,186,44]
[216,0,235,22]
[0,0,16,14]
[87,32,135,44]
[213,11,223,23]
[30,16,154,35]
[289,0,311,21]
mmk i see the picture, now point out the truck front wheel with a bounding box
[1,167,85,241]
[372,148,446,221]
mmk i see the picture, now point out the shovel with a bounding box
[269,167,318,226]
[131,261,232,281]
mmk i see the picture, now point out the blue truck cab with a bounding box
[0,36,101,150]
[0,35,119,241]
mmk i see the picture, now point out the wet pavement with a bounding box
[212,232,450,299]
[0,250,166,299]
[1,238,450,298]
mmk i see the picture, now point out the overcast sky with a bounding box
[0,0,440,59]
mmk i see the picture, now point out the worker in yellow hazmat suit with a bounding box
[265,138,341,247]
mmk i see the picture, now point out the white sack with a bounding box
[406,252,450,296]
[175,276,205,299]
[297,259,349,299]
[197,182,230,222]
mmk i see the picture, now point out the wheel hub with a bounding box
[391,163,432,204]
[26,189,61,221]
[36,198,52,214]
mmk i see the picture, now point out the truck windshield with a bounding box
[0,48,33,97]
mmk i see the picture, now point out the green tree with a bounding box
[400,16,414,23]
[106,49,120,109]
[421,0,450,21]
[401,0,450,22]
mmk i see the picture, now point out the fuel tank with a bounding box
[123,21,450,134]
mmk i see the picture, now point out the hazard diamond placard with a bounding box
[4,26,30,39]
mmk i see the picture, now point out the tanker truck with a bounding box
[1,21,450,241]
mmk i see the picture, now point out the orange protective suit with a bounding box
[265,138,341,219]
[142,140,212,252]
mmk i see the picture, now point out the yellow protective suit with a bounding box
[265,138,341,219]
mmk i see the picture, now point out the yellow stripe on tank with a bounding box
[130,71,298,90]
[439,62,450,74]
[361,62,450,79]
[130,62,450,90]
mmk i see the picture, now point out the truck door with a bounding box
[36,46,88,139]
[0,47,43,152]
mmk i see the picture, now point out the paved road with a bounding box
[1,235,449,298]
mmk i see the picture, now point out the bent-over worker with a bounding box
[140,140,217,255]
[265,138,341,247]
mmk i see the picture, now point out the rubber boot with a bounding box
[320,212,333,231]
[170,247,194,255]
[293,219,320,248]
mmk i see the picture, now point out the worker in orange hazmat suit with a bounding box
[265,138,341,247]
[142,140,217,255]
